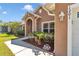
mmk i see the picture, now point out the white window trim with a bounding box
[41,21,54,33]
[67,5,72,56]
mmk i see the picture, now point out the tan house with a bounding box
[22,3,68,56]
[22,3,79,56]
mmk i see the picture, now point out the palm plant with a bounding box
[33,32,45,45]
[33,32,54,46]
[44,33,54,42]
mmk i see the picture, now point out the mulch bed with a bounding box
[23,38,54,53]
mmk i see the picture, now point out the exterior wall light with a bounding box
[59,11,65,21]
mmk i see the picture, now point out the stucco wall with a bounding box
[54,3,68,56]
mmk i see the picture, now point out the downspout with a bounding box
[67,5,72,56]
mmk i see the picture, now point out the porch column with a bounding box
[34,17,38,32]
[24,21,27,37]
[32,19,35,32]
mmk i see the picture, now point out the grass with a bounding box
[0,42,15,56]
[0,33,10,37]
[0,35,17,42]
[0,33,17,56]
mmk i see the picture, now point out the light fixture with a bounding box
[59,11,65,21]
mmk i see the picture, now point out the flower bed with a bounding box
[23,38,54,53]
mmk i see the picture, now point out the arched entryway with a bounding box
[26,19,32,36]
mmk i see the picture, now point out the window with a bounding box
[42,21,54,33]
[77,12,79,18]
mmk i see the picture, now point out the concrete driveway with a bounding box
[5,37,53,56]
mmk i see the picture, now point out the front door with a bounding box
[26,19,32,36]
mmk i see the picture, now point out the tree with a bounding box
[0,21,21,34]
[7,22,21,34]
[0,20,2,23]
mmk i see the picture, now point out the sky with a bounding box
[0,3,42,22]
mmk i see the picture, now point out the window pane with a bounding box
[43,29,48,33]
[43,23,48,28]
[50,22,54,28]
[49,29,54,33]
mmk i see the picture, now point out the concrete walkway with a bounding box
[5,37,53,56]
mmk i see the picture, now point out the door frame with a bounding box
[25,17,34,36]
[67,4,79,56]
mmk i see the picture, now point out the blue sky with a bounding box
[0,3,42,22]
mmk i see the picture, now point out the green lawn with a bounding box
[0,42,15,56]
[0,33,17,56]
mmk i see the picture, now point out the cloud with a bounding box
[23,4,34,12]
[2,11,7,14]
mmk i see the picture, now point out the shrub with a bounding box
[44,33,54,41]
[33,32,54,41]
[6,32,12,34]
[32,32,54,50]
[16,30,24,36]
[33,32,45,40]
